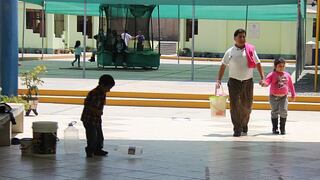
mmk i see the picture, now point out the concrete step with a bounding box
[34,96,320,111]
[160,56,297,64]
[18,89,320,111]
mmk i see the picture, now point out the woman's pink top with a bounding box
[265,71,296,97]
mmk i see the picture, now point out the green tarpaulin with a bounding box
[22,0,299,6]
[21,0,305,21]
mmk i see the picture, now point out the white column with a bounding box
[46,14,55,54]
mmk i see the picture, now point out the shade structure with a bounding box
[42,2,303,21]
[21,0,299,6]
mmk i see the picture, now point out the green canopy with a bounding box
[41,1,304,21]
[22,0,299,6]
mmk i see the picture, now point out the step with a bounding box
[18,89,320,103]
[35,95,320,111]
[160,56,297,64]
[18,88,320,111]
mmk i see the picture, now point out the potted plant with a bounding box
[20,65,46,116]
[0,95,30,110]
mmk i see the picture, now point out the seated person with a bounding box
[136,31,145,51]
[112,35,128,67]
[97,28,106,51]
[105,29,114,51]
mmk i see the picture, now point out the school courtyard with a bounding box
[0,57,319,180]
[1,1,320,180]
[1,101,320,180]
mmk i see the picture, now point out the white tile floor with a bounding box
[1,103,320,180]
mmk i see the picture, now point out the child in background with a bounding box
[262,58,296,135]
[72,40,81,67]
[81,74,115,158]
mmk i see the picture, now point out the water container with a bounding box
[32,121,58,155]
[114,145,143,156]
[64,121,79,154]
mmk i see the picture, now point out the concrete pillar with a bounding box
[0,0,18,96]
[46,14,55,53]
[179,19,186,49]
[92,16,99,48]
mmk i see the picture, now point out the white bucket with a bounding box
[32,121,58,154]
[20,138,33,155]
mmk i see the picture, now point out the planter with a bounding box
[64,49,70,54]
[25,97,39,116]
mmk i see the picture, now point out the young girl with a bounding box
[262,58,296,135]
[72,40,81,67]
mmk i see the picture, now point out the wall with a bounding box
[306,12,316,42]
[18,2,96,53]
[66,16,96,50]
[180,19,298,58]
[18,2,47,51]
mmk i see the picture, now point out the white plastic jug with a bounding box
[114,145,143,156]
[64,121,79,154]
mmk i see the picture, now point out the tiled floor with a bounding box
[1,104,320,180]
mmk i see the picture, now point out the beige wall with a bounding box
[180,19,298,56]
[18,2,45,50]
[18,2,97,53]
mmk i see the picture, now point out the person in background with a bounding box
[136,30,145,51]
[71,40,82,67]
[121,30,133,49]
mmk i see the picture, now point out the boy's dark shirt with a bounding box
[81,87,106,126]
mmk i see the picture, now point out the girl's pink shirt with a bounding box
[265,71,296,97]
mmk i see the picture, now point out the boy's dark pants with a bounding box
[227,78,254,133]
[83,122,104,154]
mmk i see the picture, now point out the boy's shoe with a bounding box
[233,132,241,137]
[71,62,74,66]
[94,149,108,156]
[86,153,94,158]
[85,147,94,158]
